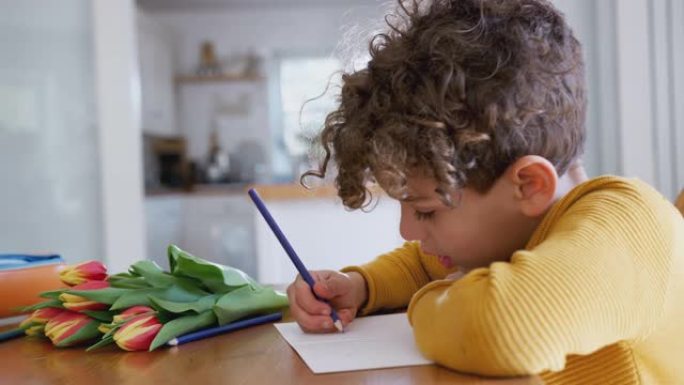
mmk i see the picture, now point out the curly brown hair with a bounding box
[304,0,586,209]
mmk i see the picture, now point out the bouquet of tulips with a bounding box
[19,245,288,351]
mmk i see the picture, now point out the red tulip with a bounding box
[98,306,156,335]
[98,323,113,335]
[113,313,163,351]
[44,311,101,347]
[59,280,110,312]
[59,260,107,286]
[19,307,65,337]
[24,324,45,337]
[112,306,155,324]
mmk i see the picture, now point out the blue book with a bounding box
[0,254,63,271]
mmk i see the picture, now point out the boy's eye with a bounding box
[414,210,435,221]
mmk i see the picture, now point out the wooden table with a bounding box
[0,322,541,385]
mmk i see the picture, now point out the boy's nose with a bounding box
[399,207,425,241]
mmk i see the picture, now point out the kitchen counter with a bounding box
[145,182,340,201]
[145,183,248,197]
[248,183,339,201]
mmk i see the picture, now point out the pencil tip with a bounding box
[167,339,178,346]
[334,320,344,332]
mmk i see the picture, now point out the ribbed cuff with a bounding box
[340,265,376,316]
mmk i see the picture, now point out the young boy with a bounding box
[287,0,684,383]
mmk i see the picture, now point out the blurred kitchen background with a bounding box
[1,0,683,284]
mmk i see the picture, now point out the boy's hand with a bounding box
[286,270,367,333]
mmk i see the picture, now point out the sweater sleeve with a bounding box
[341,242,436,315]
[407,184,678,376]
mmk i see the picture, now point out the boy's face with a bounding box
[399,172,541,271]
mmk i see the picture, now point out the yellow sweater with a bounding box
[343,176,684,384]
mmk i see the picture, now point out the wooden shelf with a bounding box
[175,74,265,84]
[248,183,339,201]
[246,183,387,201]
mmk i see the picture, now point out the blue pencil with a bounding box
[167,312,282,346]
[248,188,344,332]
[0,328,25,343]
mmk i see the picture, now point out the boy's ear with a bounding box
[506,156,558,217]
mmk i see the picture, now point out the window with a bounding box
[274,56,342,180]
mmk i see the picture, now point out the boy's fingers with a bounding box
[313,281,332,299]
[290,303,337,333]
[313,273,347,299]
[287,280,357,332]
[309,271,331,297]
[290,278,331,316]
[336,308,356,326]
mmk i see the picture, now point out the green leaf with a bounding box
[67,287,132,305]
[129,260,201,289]
[21,300,65,312]
[109,272,137,279]
[86,335,115,352]
[154,311,176,324]
[100,323,121,339]
[213,285,289,325]
[168,245,180,272]
[82,310,115,322]
[149,310,217,351]
[38,288,68,300]
[107,274,152,289]
[109,284,209,310]
[148,294,218,314]
[167,245,256,293]
[108,288,163,310]
[129,260,174,287]
[55,320,102,347]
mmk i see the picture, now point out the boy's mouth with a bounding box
[438,255,454,268]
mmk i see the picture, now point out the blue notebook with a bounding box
[0,254,63,271]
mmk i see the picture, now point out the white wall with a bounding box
[254,197,402,284]
[152,4,385,75]
[0,0,146,268]
[588,0,684,199]
[138,10,178,136]
[146,4,385,174]
[94,0,147,271]
[537,0,683,198]
[552,0,604,180]
[614,1,656,185]
[650,0,684,198]
[0,0,103,261]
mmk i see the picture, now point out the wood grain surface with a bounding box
[0,321,542,385]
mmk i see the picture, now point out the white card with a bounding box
[274,313,433,373]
